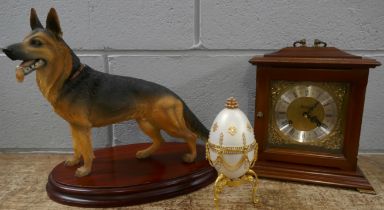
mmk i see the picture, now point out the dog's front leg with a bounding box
[64,132,82,167]
[70,124,94,177]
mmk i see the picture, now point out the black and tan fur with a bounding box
[3,8,208,177]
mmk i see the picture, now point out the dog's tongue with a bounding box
[19,60,35,67]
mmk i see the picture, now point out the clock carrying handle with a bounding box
[293,39,327,47]
[313,39,327,47]
[293,39,307,47]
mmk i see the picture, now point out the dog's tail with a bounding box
[183,103,209,141]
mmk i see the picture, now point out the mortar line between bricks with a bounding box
[111,124,117,147]
[1,51,384,58]
[193,0,201,47]
[2,50,384,57]
[103,54,109,74]
[65,49,384,57]
[102,53,114,148]
[0,148,72,153]
[75,49,272,54]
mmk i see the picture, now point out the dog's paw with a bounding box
[75,166,91,177]
[182,153,196,163]
[135,150,151,159]
[64,157,80,166]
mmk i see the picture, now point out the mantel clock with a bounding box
[249,40,381,193]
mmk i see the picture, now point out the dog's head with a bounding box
[3,8,72,82]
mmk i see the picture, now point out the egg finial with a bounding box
[225,97,239,109]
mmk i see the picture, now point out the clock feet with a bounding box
[357,188,376,195]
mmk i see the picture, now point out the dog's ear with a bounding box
[46,8,63,37]
[30,8,43,30]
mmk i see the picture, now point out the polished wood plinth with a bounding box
[46,143,216,207]
[254,160,374,193]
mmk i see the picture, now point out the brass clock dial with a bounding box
[274,85,338,142]
[268,81,349,152]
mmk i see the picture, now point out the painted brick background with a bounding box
[201,0,384,50]
[1,0,383,152]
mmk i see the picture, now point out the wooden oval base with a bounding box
[46,143,216,208]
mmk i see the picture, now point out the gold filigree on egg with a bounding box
[228,126,237,136]
[212,122,218,132]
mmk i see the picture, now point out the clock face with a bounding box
[268,81,349,153]
[274,85,338,142]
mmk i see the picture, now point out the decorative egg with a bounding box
[207,97,258,179]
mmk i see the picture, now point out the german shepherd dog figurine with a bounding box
[3,8,209,177]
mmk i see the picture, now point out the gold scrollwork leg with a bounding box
[213,170,259,208]
[214,173,227,207]
[245,169,259,203]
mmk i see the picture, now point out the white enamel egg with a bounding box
[207,97,257,179]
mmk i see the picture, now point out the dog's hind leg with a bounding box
[154,98,198,163]
[70,124,94,177]
[135,119,165,159]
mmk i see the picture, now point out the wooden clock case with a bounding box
[249,44,380,192]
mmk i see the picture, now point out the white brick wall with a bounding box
[201,0,384,50]
[1,0,383,152]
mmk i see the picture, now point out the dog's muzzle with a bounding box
[2,44,45,83]
[3,43,29,61]
[2,47,19,60]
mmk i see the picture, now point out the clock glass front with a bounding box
[268,81,350,154]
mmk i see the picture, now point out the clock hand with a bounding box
[304,113,322,127]
[303,101,320,122]
[307,101,319,114]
